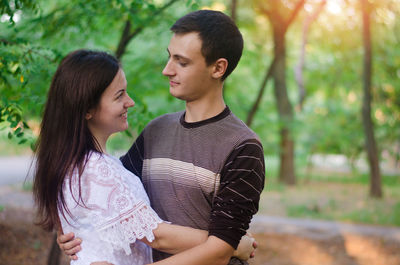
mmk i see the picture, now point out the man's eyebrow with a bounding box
[166,48,191,61]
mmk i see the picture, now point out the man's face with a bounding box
[162,32,214,102]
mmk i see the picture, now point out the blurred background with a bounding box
[0,0,399,264]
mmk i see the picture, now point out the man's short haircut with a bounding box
[171,10,243,81]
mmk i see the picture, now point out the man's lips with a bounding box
[169,80,179,86]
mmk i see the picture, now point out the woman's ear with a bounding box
[211,58,228,80]
[85,112,92,120]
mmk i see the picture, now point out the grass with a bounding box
[22,181,33,191]
[260,170,400,227]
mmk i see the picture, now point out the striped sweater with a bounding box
[120,106,265,263]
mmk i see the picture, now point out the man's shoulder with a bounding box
[145,111,184,130]
[223,111,261,142]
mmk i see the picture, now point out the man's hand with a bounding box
[56,230,82,260]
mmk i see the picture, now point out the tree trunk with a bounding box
[47,233,60,265]
[258,0,305,185]
[231,0,238,23]
[361,0,382,198]
[273,28,296,185]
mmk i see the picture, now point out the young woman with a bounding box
[33,50,252,265]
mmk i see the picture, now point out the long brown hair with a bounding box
[33,49,120,231]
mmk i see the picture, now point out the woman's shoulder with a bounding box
[84,152,121,177]
[85,151,119,169]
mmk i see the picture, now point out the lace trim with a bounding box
[97,202,163,255]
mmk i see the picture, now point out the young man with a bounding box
[58,10,265,265]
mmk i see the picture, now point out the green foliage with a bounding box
[33,240,42,250]
[0,0,38,23]
[0,0,399,170]
[0,103,33,147]
[0,0,201,152]
[22,181,32,191]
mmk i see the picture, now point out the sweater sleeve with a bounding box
[208,139,265,249]
[120,132,145,179]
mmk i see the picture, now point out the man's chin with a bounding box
[169,88,186,100]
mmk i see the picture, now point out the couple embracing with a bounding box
[33,9,265,265]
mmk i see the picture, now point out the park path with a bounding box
[1,155,400,244]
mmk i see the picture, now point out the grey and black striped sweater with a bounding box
[120,106,265,264]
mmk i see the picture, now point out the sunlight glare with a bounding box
[202,2,226,12]
[0,11,21,23]
[0,14,10,23]
[347,92,357,103]
[326,0,342,15]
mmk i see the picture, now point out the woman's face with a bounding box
[86,69,135,144]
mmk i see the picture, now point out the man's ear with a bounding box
[211,58,228,79]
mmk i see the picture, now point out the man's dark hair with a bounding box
[171,10,243,81]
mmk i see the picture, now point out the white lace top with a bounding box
[59,152,163,265]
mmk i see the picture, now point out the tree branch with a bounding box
[284,0,306,32]
[114,0,179,59]
[294,0,326,111]
[246,57,277,126]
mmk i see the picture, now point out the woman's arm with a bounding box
[149,235,234,265]
[140,223,208,254]
[141,222,256,259]
[58,227,255,260]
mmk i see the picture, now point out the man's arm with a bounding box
[208,139,265,258]
[209,139,265,248]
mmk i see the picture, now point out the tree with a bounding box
[360,0,382,198]
[254,0,306,185]
[115,0,180,59]
[294,0,326,111]
[230,0,238,23]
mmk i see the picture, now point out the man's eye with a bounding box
[179,62,188,67]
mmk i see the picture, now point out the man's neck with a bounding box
[184,96,226,123]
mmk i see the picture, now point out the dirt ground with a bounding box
[1,207,400,265]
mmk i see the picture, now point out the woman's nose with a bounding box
[125,95,135,108]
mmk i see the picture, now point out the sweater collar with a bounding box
[180,106,231,129]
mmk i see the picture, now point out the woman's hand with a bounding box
[232,233,257,260]
[56,230,82,260]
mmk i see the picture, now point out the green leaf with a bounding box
[18,139,27,144]
[124,129,133,137]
